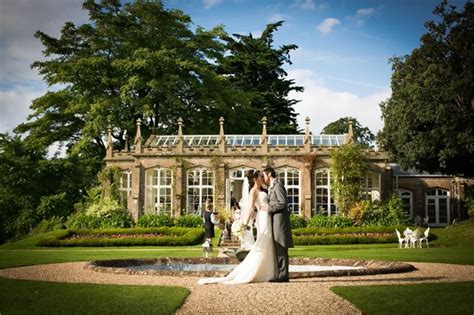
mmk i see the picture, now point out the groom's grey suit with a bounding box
[267,178,294,281]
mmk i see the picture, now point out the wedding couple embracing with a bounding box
[198,167,294,285]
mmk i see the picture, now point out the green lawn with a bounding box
[0,220,472,314]
[0,277,189,315]
[331,281,474,315]
[289,243,474,265]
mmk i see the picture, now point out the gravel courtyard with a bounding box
[1,261,474,314]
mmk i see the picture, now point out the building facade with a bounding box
[105,117,470,227]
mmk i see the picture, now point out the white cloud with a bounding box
[292,48,368,64]
[0,0,87,85]
[352,6,382,27]
[203,0,223,9]
[0,0,86,133]
[293,0,315,10]
[288,69,390,134]
[291,0,327,11]
[316,18,340,35]
[357,8,376,17]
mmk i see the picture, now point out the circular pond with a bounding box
[86,257,416,278]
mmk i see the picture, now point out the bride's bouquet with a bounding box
[231,219,246,237]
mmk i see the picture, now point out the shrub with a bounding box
[66,210,132,229]
[137,214,175,227]
[465,186,474,218]
[290,214,307,229]
[292,226,402,245]
[37,227,204,247]
[176,215,203,228]
[30,216,65,235]
[308,215,353,228]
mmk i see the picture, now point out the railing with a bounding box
[148,134,347,147]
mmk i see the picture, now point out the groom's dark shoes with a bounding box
[269,278,289,283]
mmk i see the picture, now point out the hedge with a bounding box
[291,226,418,245]
[37,227,205,247]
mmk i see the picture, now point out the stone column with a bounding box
[131,160,142,221]
[216,162,226,211]
[174,161,183,217]
[302,163,313,219]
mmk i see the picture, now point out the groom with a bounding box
[262,167,294,282]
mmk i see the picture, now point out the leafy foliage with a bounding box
[289,214,308,229]
[218,21,303,133]
[30,216,65,235]
[308,215,354,228]
[321,117,375,148]
[176,215,204,228]
[330,144,369,215]
[379,1,474,176]
[0,134,100,243]
[137,214,175,228]
[348,194,410,227]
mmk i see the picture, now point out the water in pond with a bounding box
[127,263,365,273]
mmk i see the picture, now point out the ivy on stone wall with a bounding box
[330,144,368,215]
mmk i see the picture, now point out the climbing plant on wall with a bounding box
[330,144,368,215]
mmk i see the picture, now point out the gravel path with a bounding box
[1,262,474,314]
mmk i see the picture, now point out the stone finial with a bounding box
[261,116,267,137]
[123,130,129,152]
[219,116,225,137]
[106,124,113,157]
[177,117,184,138]
[345,117,355,144]
[107,124,112,143]
[134,118,142,153]
[304,116,311,145]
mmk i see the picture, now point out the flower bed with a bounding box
[37,227,205,247]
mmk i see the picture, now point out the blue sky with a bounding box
[0,0,468,135]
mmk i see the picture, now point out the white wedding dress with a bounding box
[198,191,277,285]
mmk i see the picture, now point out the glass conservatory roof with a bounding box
[147,134,346,147]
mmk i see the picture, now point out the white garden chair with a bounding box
[403,228,413,248]
[395,229,407,248]
[409,228,420,248]
[418,227,430,248]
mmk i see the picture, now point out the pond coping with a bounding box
[86,257,416,278]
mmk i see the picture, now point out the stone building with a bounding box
[105,117,470,227]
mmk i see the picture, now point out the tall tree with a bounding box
[321,117,375,147]
[0,134,100,243]
[15,0,249,155]
[218,21,303,134]
[379,1,473,176]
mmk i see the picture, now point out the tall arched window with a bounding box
[144,168,173,215]
[119,171,132,208]
[426,188,449,226]
[397,189,413,218]
[187,168,214,215]
[276,167,301,215]
[315,168,337,216]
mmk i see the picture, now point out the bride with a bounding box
[198,170,277,285]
